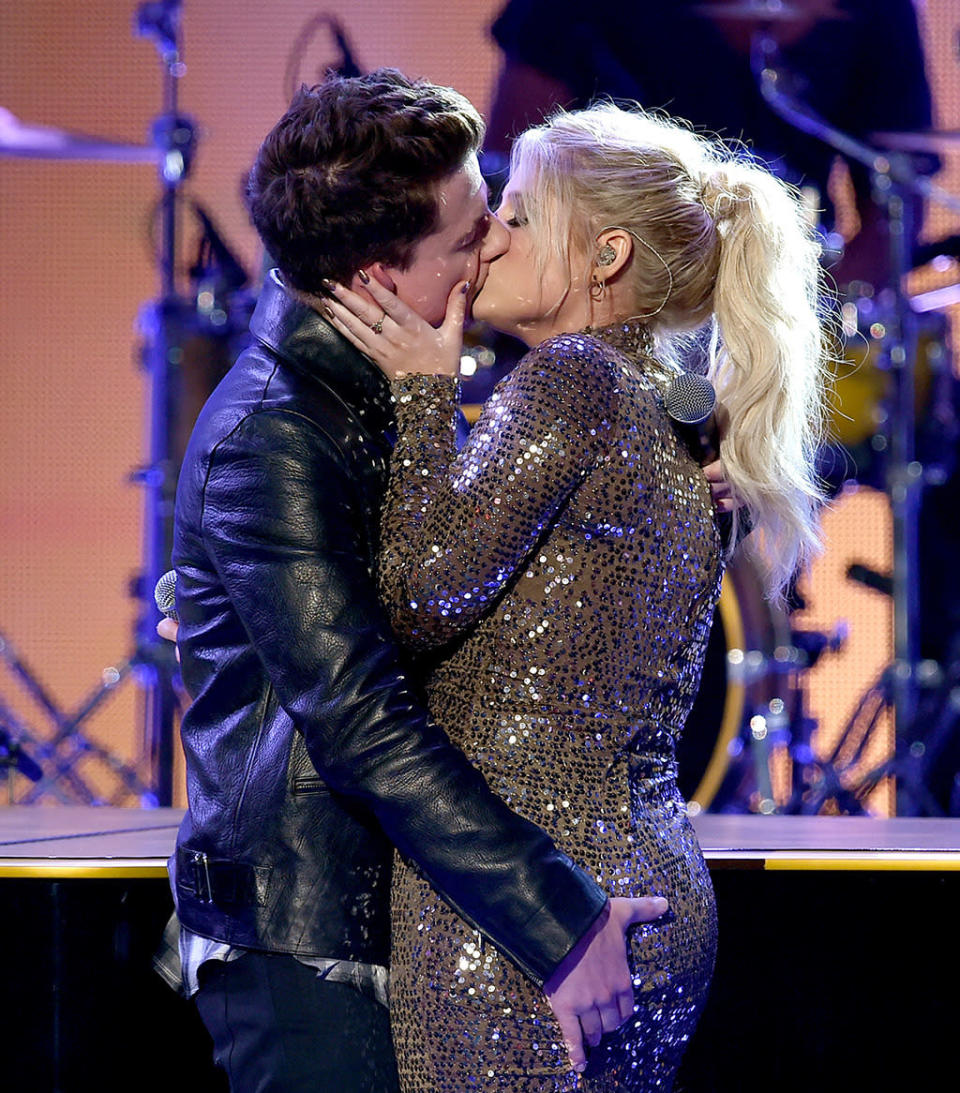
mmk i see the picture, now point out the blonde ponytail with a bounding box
[701,163,829,602]
[511,104,831,604]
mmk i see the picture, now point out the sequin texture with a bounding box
[380,323,722,1091]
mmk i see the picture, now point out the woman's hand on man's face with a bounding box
[321,272,469,381]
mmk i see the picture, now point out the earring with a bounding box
[597,243,617,267]
[589,277,606,302]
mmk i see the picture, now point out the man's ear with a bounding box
[368,262,397,292]
[343,264,396,305]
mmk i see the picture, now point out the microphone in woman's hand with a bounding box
[665,373,719,465]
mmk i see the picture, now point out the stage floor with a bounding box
[2,806,959,874]
[2,806,957,1090]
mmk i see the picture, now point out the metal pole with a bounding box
[135,0,194,804]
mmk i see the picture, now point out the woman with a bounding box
[323,103,828,1091]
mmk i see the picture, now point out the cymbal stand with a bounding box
[0,4,195,805]
[752,30,960,813]
[17,1,195,805]
[831,665,951,816]
[130,0,196,804]
[777,626,864,815]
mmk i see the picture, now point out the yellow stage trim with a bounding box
[763,854,960,871]
[0,862,169,878]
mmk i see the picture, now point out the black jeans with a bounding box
[194,952,399,1092]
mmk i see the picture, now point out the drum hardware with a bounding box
[825,290,953,490]
[0,627,154,806]
[871,130,960,155]
[911,281,960,314]
[53,0,195,805]
[134,0,199,795]
[728,622,850,816]
[0,6,184,804]
[912,232,960,271]
[0,704,44,805]
[678,554,849,814]
[724,644,797,813]
[282,14,361,104]
[114,1,254,804]
[752,27,960,813]
[800,574,960,816]
[800,654,959,816]
[0,1,252,804]
[694,2,847,24]
[0,106,159,163]
[847,562,891,597]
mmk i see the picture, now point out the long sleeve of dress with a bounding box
[379,333,618,648]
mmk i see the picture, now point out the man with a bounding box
[167,69,667,1092]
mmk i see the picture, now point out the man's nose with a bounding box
[481,214,510,260]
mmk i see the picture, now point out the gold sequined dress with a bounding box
[380,323,722,1091]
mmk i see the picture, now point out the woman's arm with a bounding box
[378,342,615,647]
[321,275,738,647]
[321,269,618,647]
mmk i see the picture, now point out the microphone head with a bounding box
[665,372,716,427]
[154,569,178,621]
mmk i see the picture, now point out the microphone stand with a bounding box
[130,0,196,805]
[0,3,206,805]
[751,30,960,812]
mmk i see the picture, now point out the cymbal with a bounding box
[695,1,846,21]
[872,130,960,154]
[0,107,157,163]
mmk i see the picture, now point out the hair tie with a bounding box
[700,169,741,223]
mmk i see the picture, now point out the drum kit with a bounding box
[2,0,959,813]
[677,0,960,815]
[473,1,960,816]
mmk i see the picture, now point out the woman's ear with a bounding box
[593,229,633,281]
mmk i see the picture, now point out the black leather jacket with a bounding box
[170,272,606,984]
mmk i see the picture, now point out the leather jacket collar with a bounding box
[251,269,394,436]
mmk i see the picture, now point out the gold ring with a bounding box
[371,317,384,334]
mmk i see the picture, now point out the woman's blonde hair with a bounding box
[509,103,830,603]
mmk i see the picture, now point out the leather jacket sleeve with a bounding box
[197,407,607,985]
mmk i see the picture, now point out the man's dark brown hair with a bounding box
[246,68,485,295]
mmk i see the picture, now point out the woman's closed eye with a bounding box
[496,190,529,228]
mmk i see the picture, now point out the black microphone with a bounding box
[154,569,178,621]
[665,372,719,465]
[331,20,361,78]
